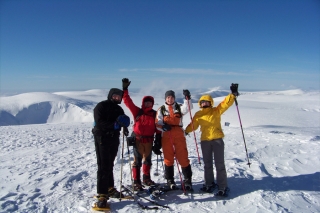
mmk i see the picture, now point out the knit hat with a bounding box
[165,90,175,99]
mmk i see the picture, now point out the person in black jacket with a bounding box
[92,88,130,209]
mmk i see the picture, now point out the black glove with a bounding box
[123,126,129,136]
[153,134,162,149]
[183,89,191,100]
[162,124,171,132]
[116,115,130,127]
[230,83,239,96]
[152,134,162,155]
[152,146,162,155]
[122,78,131,90]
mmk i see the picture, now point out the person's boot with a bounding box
[142,163,156,186]
[132,166,143,191]
[200,182,218,193]
[165,165,177,190]
[182,164,193,191]
[108,187,124,198]
[93,194,109,209]
[215,187,230,197]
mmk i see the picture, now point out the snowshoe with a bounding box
[183,179,193,191]
[166,179,177,190]
[199,182,218,193]
[92,195,110,212]
[147,185,165,200]
[214,187,230,197]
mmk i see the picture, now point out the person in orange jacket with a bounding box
[122,78,162,190]
[155,89,193,190]
[185,84,239,196]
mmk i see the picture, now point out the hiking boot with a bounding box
[133,180,143,191]
[182,164,192,191]
[95,195,108,208]
[143,178,156,186]
[108,187,124,198]
[167,179,177,190]
[200,182,218,193]
[184,179,193,191]
[215,187,230,197]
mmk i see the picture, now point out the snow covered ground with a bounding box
[0,89,319,212]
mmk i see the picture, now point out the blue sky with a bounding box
[1,0,319,94]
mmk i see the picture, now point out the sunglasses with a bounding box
[200,100,210,105]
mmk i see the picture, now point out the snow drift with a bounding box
[0,92,94,126]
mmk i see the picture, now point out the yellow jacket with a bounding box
[185,93,235,141]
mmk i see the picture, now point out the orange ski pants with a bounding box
[162,126,190,167]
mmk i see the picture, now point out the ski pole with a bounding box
[234,98,251,168]
[169,131,186,194]
[154,155,159,176]
[186,97,201,165]
[119,131,125,201]
[126,136,136,202]
[160,153,165,179]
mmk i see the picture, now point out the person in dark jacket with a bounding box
[122,78,162,191]
[92,88,130,209]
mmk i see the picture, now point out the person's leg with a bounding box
[132,140,143,190]
[212,138,228,190]
[200,141,215,186]
[162,135,175,167]
[142,142,155,185]
[94,135,119,195]
[107,136,120,189]
[173,136,190,168]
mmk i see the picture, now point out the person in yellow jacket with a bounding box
[155,89,193,190]
[185,84,239,196]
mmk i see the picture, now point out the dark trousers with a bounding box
[94,134,119,194]
[201,138,227,190]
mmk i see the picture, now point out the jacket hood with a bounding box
[108,88,123,103]
[141,96,154,110]
[198,94,214,108]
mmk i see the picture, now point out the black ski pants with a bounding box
[94,134,119,195]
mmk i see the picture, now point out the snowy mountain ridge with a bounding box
[0,89,318,126]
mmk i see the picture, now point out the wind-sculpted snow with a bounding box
[0,89,319,212]
[0,92,95,126]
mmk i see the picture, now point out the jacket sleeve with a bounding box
[185,112,200,133]
[123,89,140,118]
[217,93,235,115]
[180,99,193,115]
[155,107,165,132]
